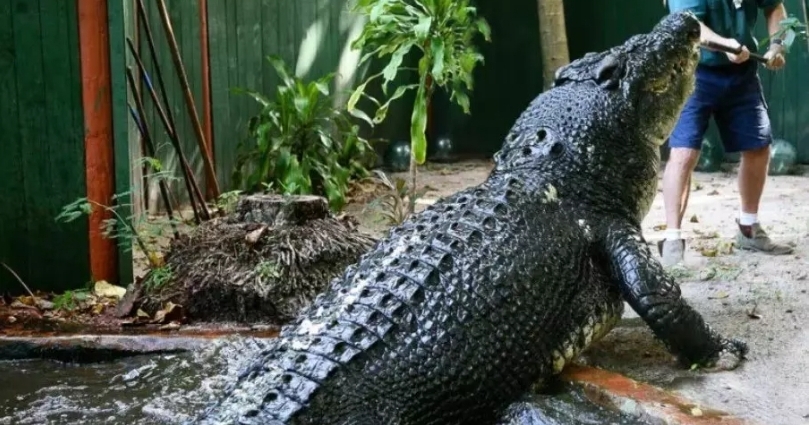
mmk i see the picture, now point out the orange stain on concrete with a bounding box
[561,365,753,425]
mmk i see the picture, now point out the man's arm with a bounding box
[761,1,788,70]
[668,0,750,61]
[763,2,787,34]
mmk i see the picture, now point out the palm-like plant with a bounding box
[347,0,491,213]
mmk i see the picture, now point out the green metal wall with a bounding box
[0,0,90,292]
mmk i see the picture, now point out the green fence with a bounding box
[135,0,809,204]
[0,0,89,293]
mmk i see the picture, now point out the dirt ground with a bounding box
[366,160,807,425]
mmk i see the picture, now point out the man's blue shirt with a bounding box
[667,0,782,66]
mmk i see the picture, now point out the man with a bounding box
[660,0,794,267]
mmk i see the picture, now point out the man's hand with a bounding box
[725,40,750,64]
[763,44,786,70]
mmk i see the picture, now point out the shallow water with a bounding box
[0,338,645,425]
[0,337,270,425]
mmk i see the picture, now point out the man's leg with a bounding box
[660,73,714,267]
[714,73,793,255]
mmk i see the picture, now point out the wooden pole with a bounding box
[536,0,571,90]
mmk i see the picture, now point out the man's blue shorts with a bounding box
[668,62,773,153]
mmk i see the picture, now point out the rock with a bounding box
[769,139,798,176]
[94,280,127,299]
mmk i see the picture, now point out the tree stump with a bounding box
[227,194,330,226]
[121,194,377,326]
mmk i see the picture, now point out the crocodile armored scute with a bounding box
[194,12,748,425]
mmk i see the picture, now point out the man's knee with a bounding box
[740,144,770,161]
[666,147,701,172]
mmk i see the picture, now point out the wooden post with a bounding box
[536,0,571,90]
[77,0,118,284]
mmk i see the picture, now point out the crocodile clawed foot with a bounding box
[703,338,749,372]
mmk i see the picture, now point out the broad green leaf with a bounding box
[374,83,419,124]
[382,43,413,93]
[476,18,492,41]
[346,72,382,112]
[348,107,375,127]
[430,37,445,80]
[414,16,432,40]
[410,83,428,164]
[266,55,295,88]
[369,0,389,22]
[452,90,471,114]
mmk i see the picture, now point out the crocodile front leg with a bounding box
[601,221,748,370]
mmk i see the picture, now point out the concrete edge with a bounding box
[560,365,754,425]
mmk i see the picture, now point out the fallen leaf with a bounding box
[7,316,16,323]
[689,214,699,223]
[159,322,181,331]
[152,301,185,324]
[699,248,718,257]
[17,296,36,306]
[36,299,54,310]
[652,223,667,231]
[747,312,762,320]
[700,268,717,281]
[708,291,728,299]
[94,280,127,300]
[691,407,703,417]
[136,309,150,318]
[148,252,165,268]
[92,303,105,315]
[245,225,268,244]
[10,300,37,310]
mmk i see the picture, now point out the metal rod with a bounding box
[125,66,182,239]
[125,36,208,223]
[154,0,221,199]
[701,40,767,63]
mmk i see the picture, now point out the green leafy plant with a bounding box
[366,170,428,225]
[347,0,490,212]
[55,190,173,270]
[52,289,91,311]
[215,189,243,215]
[143,265,173,290]
[232,55,375,211]
[760,16,807,53]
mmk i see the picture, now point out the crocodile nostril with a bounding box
[687,25,700,41]
[522,147,532,156]
[549,142,564,157]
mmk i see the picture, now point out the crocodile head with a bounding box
[492,11,701,221]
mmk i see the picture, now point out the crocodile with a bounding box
[194,11,747,425]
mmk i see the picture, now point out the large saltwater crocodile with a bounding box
[194,11,747,425]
